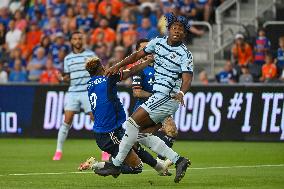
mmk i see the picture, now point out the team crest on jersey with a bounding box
[170,53,176,59]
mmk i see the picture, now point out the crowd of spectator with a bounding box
[0,0,221,84]
[205,30,284,84]
[4,0,283,86]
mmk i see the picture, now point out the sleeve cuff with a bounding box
[143,47,151,55]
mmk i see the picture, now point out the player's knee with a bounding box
[131,107,153,128]
[64,119,73,126]
[64,113,74,125]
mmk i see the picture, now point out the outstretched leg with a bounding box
[53,111,75,160]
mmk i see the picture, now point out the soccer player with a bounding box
[52,31,96,161]
[78,57,170,175]
[97,13,193,183]
[132,39,178,163]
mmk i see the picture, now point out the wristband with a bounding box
[178,91,185,97]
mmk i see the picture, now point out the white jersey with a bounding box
[143,36,194,95]
[64,49,96,92]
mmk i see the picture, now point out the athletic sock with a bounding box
[134,143,157,168]
[137,133,180,164]
[112,118,139,167]
[91,161,105,170]
[155,131,175,160]
[56,122,71,152]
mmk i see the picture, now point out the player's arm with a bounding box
[173,52,194,106]
[62,73,71,83]
[133,89,152,99]
[60,57,71,83]
[173,73,193,106]
[121,57,154,80]
[105,49,147,77]
[180,72,192,92]
[105,37,158,76]
[57,72,70,83]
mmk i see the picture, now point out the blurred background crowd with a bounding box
[0,0,283,85]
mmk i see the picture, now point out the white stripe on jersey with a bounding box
[144,36,194,95]
[64,49,96,92]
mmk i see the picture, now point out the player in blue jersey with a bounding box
[97,13,193,183]
[132,39,178,164]
[78,57,171,175]
[52,31,96,161]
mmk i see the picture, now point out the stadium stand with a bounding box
[0,0,283,85]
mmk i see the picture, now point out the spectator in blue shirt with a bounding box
[137,17,159,40]
[41,6,55,30]
[136,6,157,27]
[44,17,62,40]
[0,7,10,28]
[277,36,284,69]
[216,61,237,84]
[178,0,197,20]
[8,48,26,70]
[27,2,46,21]
[32,35,51,58]
[76,4,94,32]
[27,47,47,81]
[9,58,27,82]
[49,1,67,18]
[49,32,69,66]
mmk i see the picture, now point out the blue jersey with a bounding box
[132,65,155,111]
[87,71,126,133]
[277,48,284,69]
[216,71,233,83]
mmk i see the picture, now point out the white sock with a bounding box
[92,161,105,171]
[137,133,180,164]
[112,118,139,166]
[154,160,165,173]
[56,122,71,152]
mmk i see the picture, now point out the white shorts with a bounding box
[141,93,179,124]
[64,91,91,113]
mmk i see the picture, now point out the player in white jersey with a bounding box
[95,13,193,183]
[52,31,96,160]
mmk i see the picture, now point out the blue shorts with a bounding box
[94,127,124,156]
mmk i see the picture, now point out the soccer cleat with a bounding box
[78,157,96,171]
[52,151,62,161]
[174,157,191,183]
[94,162,121,177]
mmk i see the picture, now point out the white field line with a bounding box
[0,164,284,177]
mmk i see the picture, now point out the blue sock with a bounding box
[134,143,157,168]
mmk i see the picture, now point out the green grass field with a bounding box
[0,139,283,189]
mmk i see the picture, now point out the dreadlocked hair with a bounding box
[85,56,101,75]
[165,12,191,32]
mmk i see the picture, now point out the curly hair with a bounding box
[165,13,191,32]
[85,56,101,76]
